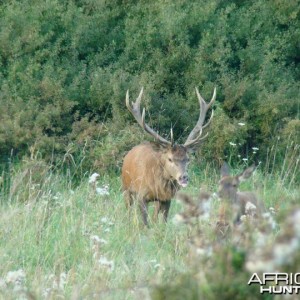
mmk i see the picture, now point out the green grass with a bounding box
[0,159,299,299]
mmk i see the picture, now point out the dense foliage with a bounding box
[0,0,299,171]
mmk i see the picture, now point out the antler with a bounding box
[126,88,172,146]
[184,87,216,148]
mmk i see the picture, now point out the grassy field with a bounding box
[0,156,299,299]
[0,1,299,298]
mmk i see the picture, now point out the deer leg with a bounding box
[160,200,171,222]
[139,199,149,226]
[124,190,133,209]
[153,200,161,222]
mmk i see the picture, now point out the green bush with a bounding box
[0,0,299,172]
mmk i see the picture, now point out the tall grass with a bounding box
[0,149,299,299]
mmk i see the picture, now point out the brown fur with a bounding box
[123,87,216,226]
[218,163,266,224]
[122,142,190,226]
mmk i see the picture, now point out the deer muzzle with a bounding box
[178,174,189,187]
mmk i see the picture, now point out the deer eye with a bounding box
[168,158,173,162]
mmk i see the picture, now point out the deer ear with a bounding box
[220,162,230,178]
[186,144,198,154]
[237,165,256,182]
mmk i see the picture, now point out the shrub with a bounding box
[0,0,298,173]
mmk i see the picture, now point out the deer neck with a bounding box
[159,157,179,192]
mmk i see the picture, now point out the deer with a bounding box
[122,87,216,226]
[217,162,266,226]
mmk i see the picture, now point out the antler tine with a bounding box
[134,87,144,112]
[201,109,214,130]
[141,109,172,144]
[125,88,144,116]
[196,86,216,110]
[187,133,209,147]
[184,87,216,147]
[170,127,174,146]
[126,88,171,145]
[184,129,210,148]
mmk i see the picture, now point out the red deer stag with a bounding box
[122,87,216,226]
[122,88,216,226]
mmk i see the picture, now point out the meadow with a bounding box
[0,0,299,299]
[0,147,299,299]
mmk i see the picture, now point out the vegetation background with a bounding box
[0,0,299,173]
[0,0,299,299]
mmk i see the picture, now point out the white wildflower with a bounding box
[52,272,67,291]
[96,184,110,196]
[229,142,237,146]
[201,212,210,221]
[90,235,108,245]
[12,284,24,293]
[200,200,212,220]
[291,210,300,237]
[88,173,100,184]
[273,238,299,265]
[254,231,269,248]
[100,217,108,223]
[238,122,246,126]
[172,214,185,225]
[262,212,277,230]
[195,246,212,258]
[269,207,275,214]
[252,147,259,151]
[42,288,52,298]
[253,151,257,154]
[242,158,248,161]
[240,215,248,223]
[100,217,114,226]
[154,264,161,269]
[6,269,26,286]
[98,256,114,271]
[246,259,275,273]
[245,202,257,215]
[212,192,219,200]
[201,200,211,213]
[0,278,7,289]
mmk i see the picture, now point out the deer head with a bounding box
[125,87,216,187]
[218,162,256,202]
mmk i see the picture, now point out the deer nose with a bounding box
[179,174,189,182]
[180,174,189,180]
[178,174,189,187]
